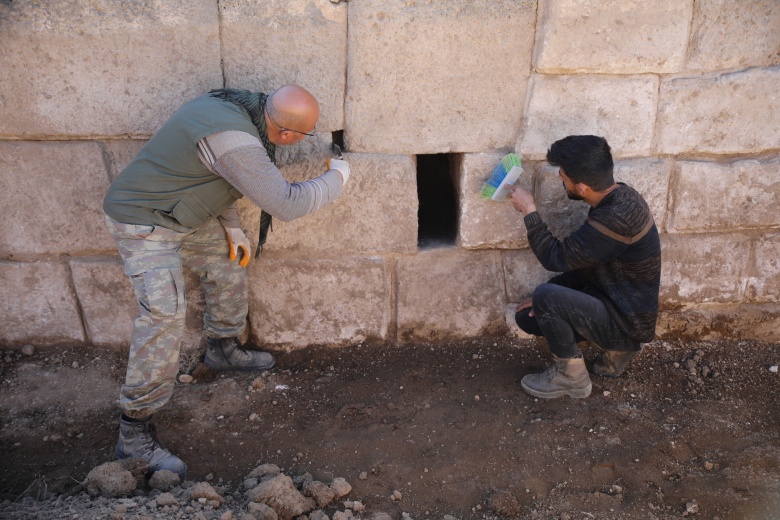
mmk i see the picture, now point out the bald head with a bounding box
[266,85,319,132]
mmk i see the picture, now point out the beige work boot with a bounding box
[521,355,592,399]
[591,349,640,378]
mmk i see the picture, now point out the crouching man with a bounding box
[509,135,661,399]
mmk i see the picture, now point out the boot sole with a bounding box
[520,380,592,399]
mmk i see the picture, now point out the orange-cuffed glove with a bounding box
[224,227,251,268]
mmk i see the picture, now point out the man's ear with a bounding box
[575,183,589,198]
[277,130,294,144]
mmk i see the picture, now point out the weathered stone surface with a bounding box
[519,75,658,159]
[345,0,537,154]
[219,0,347,131]
[660,234,751,304]
[668,158,780,233]
[687,0,780,71]
[535,164,591,240]
[458,153,532,250]
[535,0,692,73]
[239,153,417,256]
[102,139,147,182]
[70,257,135,347]
[0,141,114,255]
[396,249,506,342]
[0,0,221,137]
[69,256,207,352]
[247,256,389,348]
[747,233,780,303]
[0,261,84,345]
[503,250,558,303]
[657,304,780,342]
[658,68,780,155]
[614,159,672,231]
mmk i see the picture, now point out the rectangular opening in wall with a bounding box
[417,154,458,249]
[331,130,344,149]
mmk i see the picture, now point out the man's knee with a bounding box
[532,283,566,314]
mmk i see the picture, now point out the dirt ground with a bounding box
[1,336,779,519]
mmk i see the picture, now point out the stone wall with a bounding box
[1,0,778,351]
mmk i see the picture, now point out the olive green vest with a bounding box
[103,94,259,232]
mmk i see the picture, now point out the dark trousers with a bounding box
[515,283,640,359]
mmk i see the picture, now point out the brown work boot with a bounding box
[205,337,275,372]
[521,355,592,399]
[591,349,640,378]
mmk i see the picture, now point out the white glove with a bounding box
[328,158,350,184]
[224,227,251,267]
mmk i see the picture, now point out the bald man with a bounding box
[102,85,349,477]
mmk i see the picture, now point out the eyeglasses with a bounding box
[279,127,316,137]
[265,106,316,137]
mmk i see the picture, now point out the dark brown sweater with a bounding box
[524,183,661,342]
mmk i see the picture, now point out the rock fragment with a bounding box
[304,480,337,508]
[330,477,352,498]
[247,501,278,520]
[246,474,315,520]
[84,461,138,498]
[249,464,282,479]
[190,481,224,505]
[149,469,181,491]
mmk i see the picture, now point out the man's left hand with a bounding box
[225,227,251,267]
[507,185,537,215]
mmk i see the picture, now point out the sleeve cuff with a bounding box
[523,211,543,228]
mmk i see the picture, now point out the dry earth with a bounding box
[1,337,779,519]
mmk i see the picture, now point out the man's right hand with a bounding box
[328,158,350,184]
[507,185,537,215]
[516,296,534,317]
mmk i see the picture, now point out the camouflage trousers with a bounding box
[105,214,248,418]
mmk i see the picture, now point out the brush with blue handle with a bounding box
[480,153,523,201]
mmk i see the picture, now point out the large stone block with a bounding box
[660,234,751,305]
[458,153,532,250]
[344,0,537,154]
[0,0,222,138]
[238,151,417,256]
[247,256,390,348]
[503,250,558,302]
[687,0,780,71]
[535,0,692,73]
[0,141,115,256]
[658,68,780,155]
[747,233,780,303]
[0,261,84,345]
[102,140,147,182]
[70,257,135,347]
[518,75,658,159]
[396,249,506,342]
[668,158,780,233]
[614,159,672,231]
[70,257,209,354]
[657,303,780,342]
[535,164,591,240]
[219,0,347,132]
